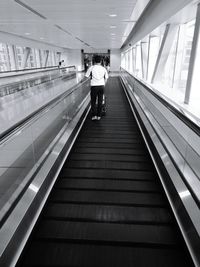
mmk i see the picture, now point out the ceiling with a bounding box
[0,0,149,50]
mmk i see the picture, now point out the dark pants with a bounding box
[90,86,104,117]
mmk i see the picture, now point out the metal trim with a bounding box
[14,0,47,20]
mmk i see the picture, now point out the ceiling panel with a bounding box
[0,0,141,49]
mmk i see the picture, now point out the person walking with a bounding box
[85,55,108,120]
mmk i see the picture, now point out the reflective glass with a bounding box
[0,43,10,71]
[161,29,179,88]
[190,21,200,118]
[0,80,90,221]
[174,20,195,96]
[147,36,160,82]
[135,43,142,78]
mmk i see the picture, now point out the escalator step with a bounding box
[55,178,161,193]
[43,203,173,224]
[68,153,150,162]
[74,141,145,149]
[72,146,147,155]
[64,160,154,171]
[20,242,191,267]
[60,168,156,180]
[49,189,167,207]
[77,137,143,143]
[33,220,179,247]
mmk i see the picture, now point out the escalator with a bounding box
[16,77,194,267]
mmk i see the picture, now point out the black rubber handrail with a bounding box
[0,72,75,95]
[0,66,76,79]
[121,68,200,137]
[0,65,76,78]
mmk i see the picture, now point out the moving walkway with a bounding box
[13,77,195,267]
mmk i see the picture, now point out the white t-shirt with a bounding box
[85,65,108,86]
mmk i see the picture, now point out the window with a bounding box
[176,20,195,93]
[147,36,160,82]
[161,28,179,89]
[135,43,142,78]
[15,46,25,69]
[0,43,9,71]
[132,47,136,74]
[189,20,200,116]
[121,53,125,69]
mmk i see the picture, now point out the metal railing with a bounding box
[0,65,76,77]
[0,65,76,97]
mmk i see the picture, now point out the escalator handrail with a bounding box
[0,78,90,144]
[121,68,200,136]
[0,70,76,94]
[120,73,200,208]
[0,65,76,78]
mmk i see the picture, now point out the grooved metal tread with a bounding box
[17,77,194,267]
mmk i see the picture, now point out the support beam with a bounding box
[128,49,131,72]
[151,24,178,83]
[141,42,148,80]
[122,0,193,50]
[21,47,31,69]
[132,47,136,74]
[146,35,151,81]
[44,50,50,67]
[5,44,11,71]
[35,49,41,68]
[8,45,18,70]
[184,3,200,104]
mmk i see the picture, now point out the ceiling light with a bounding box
[40,37,44,40]
[110,33,116,35]
[109,14,117,17]
[110,25,116,28]
[25,32,30,35]
[122,20,136,22]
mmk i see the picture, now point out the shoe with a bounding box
[97,116,101,120]
[91,116,97,120]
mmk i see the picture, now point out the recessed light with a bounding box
[109,14,117,17]
[40,37,44,40]
[122,20,136,22]
[110,25,116,28]
[110,33,116,35]
[25,32,30,35]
